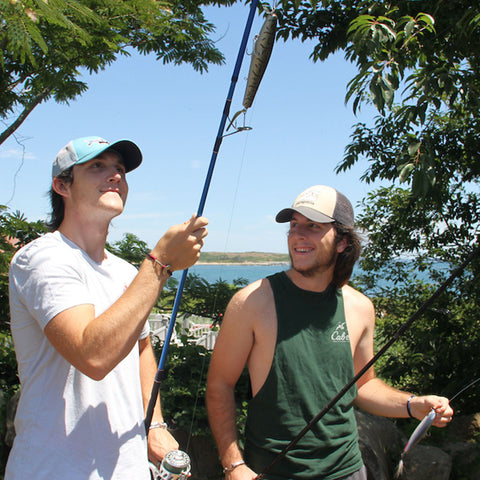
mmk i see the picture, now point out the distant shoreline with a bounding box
[196,262,289,266]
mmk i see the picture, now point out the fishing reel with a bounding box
[150,450,191,480]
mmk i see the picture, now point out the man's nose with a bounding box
[107,169,123,182]
[289,226,307,238]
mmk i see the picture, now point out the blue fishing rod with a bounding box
[145,0,260,432]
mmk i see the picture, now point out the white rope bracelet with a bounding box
[149,421,168,430]
[223,460,245,473]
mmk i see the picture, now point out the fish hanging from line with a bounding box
[395,409,437,479]
[227,11,277,132]
[395,376,480,478]
[242,11,277,109]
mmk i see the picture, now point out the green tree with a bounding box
[156,273,247,323]
[355,186,480,414]
[0,207,47,333]
[273,1,480,411]
[275,1,480,194]
[106,232,149,268]
[1,0,232,144]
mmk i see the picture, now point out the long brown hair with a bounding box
[46,167,73,231]
[333,222,361,288]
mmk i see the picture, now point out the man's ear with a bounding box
[336,236,348,254]
[52,177,69,197]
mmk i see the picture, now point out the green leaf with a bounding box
[405,18,415,37]
[399,162,414,183]
[408,140,421,156]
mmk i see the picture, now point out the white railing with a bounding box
[195,330,218,350]
[148,313,218,350]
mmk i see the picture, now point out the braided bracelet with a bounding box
[149,421,168,430]
[223,460,245,473]
[147,254,173,277]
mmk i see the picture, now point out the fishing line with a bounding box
[145,0,261,432]
[449,376,480,404]
[395,374,480,478]
[185,347,209,453]
[255,245,479,480]
[184,123,254,450]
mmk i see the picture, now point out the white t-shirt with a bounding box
[6,231,151,480]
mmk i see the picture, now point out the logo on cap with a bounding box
[296,190,318,206]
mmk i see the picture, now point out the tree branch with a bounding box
[0,88,51,146]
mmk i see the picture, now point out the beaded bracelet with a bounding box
[407,394,416,418]
[147,253,173,277]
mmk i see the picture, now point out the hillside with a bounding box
[198,251,289,264]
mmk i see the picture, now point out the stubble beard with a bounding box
[289,248,337,279]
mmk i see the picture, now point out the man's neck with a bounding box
[58,218,109,263]
[285,267,334,293]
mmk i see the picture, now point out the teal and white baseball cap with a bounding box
[52,136,142,178]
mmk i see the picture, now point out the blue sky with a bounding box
[0,3,380,254]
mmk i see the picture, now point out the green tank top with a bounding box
[244,272,363,479]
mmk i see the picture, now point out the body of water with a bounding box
[171,263,289,284]
[171,262,450,289]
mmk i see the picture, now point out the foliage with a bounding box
[356,186,480,414]
[275,1,480,196]
[0,331,19,400]
[0,331,19,478]
[0,207,47,333]
[199,251,289,263]
[0,0,233,144]
[273,1,480,412]
[156,273,247,324]
[152,331,250,436]
[156,339,212,434]
[106,232,149,268]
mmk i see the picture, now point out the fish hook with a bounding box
[225,109,253,135]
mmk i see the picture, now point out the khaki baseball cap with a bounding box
[275,185,354,227]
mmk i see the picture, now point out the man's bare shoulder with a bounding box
[341,284,375,316]
[228,278,273,313]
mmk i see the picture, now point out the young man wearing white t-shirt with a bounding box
[6,136,208,479]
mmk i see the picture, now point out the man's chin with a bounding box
[290,262,318,278]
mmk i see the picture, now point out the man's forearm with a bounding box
[44,257,170,380]
[207,383,244,466]
[139,337,164,423]
[355,378,413,416]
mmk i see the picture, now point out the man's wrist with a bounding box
[147,253,173,277]
[149,421,168,430]
[223,460,245,473]
[407,394,416,418]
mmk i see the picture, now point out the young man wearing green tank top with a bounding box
[206,185,453,480]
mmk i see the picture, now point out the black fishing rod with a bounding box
[255,245,479,479]
[145,0,261,431]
